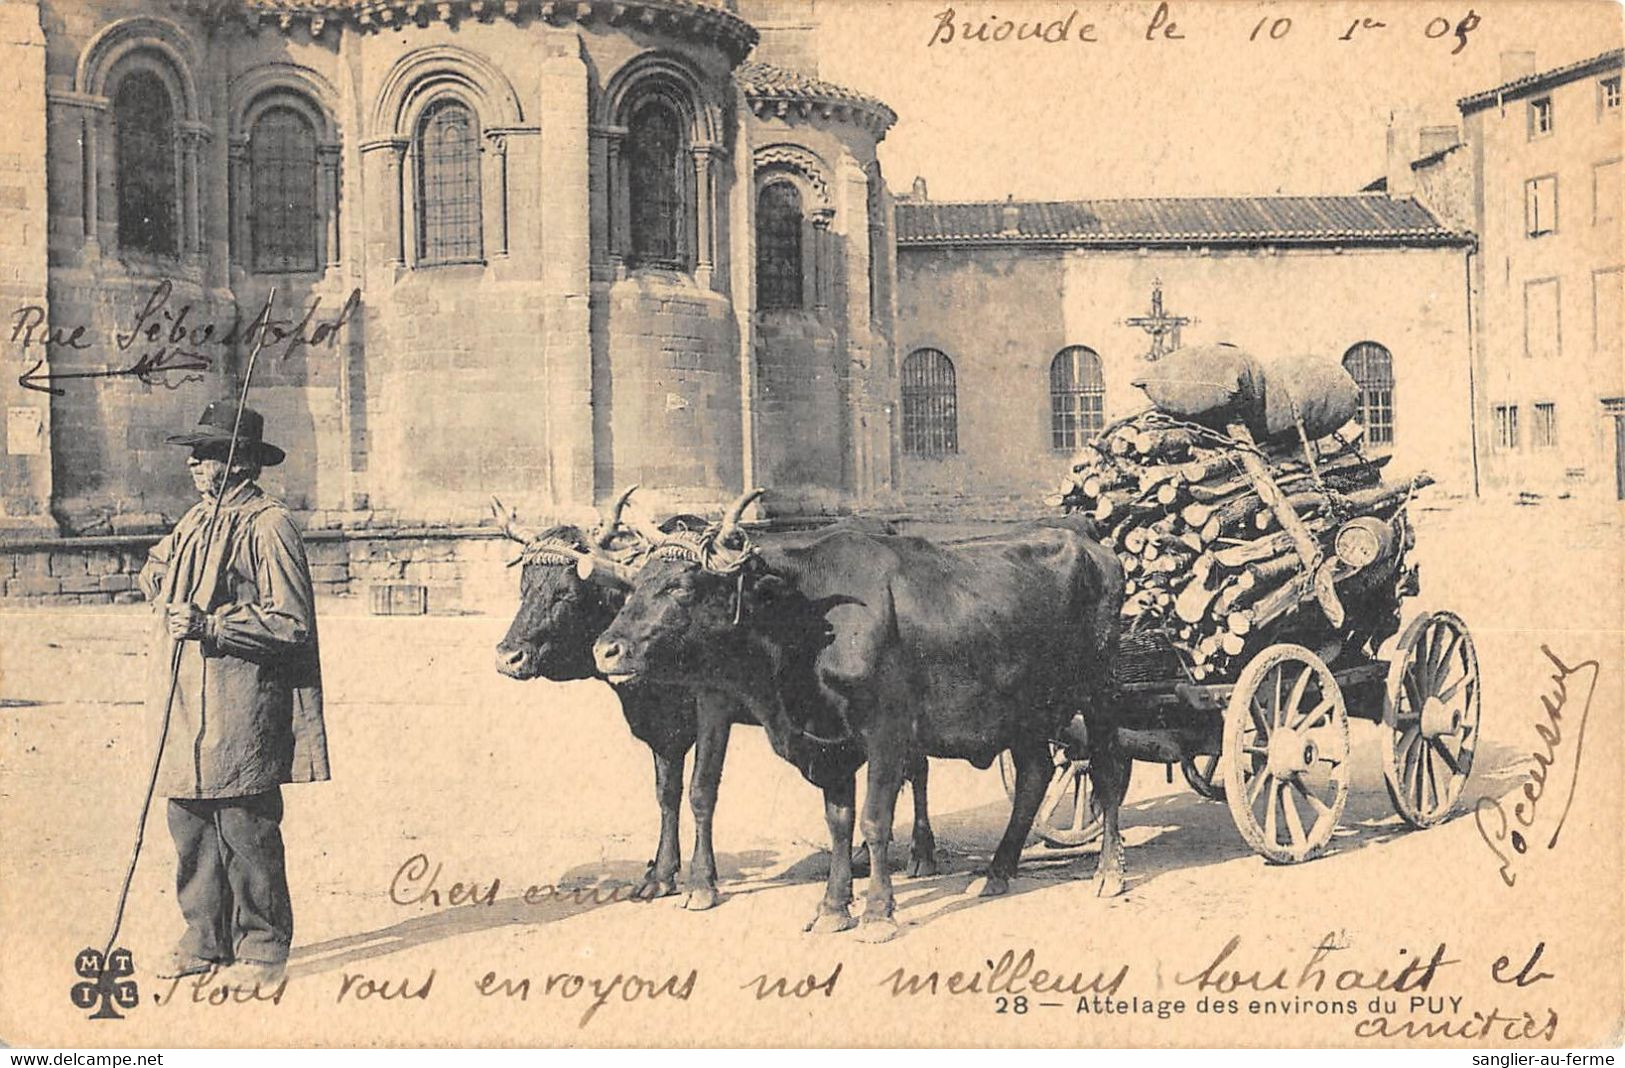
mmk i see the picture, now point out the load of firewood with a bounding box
[1053,409,1430,681]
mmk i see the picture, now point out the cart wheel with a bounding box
[1222,643,1350,863]
[998,746,1106,849]
[1381,611,1480,828]
[1181,753,1226,801]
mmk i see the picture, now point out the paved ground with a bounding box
[1,500,1620,1047]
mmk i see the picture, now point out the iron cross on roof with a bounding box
[1121,278,1194,361]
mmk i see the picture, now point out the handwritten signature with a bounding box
[10,281,361,395]
[1474,644,1599,887]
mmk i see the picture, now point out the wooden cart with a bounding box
[1000,536,1481,863]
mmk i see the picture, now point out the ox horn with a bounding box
[491,496,540,546]
[619,488,671,547]
[595,484,640,548]
[718,487,766,546]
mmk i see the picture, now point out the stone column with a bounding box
[319,143,342,267]
[361,138,408,267]
[810,207,834,312]
[228,136,249,269]
[692,144,717,288]
[0,0,56,537]
[80,100,108,257]
[538,33,594,507]
[180,123,207,264]
[483,129,508,258]
[839,156,875,502]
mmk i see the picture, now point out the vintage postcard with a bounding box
[0,0,1621,1051]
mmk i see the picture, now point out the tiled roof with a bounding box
[894,195,1470,248]
[735,61,897,135]
[1458,49,1622,113]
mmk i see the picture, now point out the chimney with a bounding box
[1418,125,1461,158]
[1384,110,1420,197]
[1000,194,1021,236]
[1500,50,1537,83]
[911,175,928,202]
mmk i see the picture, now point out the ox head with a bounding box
[593,489,774,686]
[493,487,698,682]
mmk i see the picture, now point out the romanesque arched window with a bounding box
[1051,346,1105,450]
[250,106,319,273]
[627,99,683,268]
[902,348,958,457]
[416,97,482,264]
[1343,341,1395,445]
[757,181,803,309]
[114,71,178,257]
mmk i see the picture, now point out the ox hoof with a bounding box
[855,916,902,944]
[681,887,720,911]
[1093,869,1125,898]
[907,851,939,879]
[962,875,1009,898]
[632,876,679,902]
[805,909,857,935]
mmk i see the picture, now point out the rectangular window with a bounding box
[1596,266,1623,362]
[1524,278,1561,359]
[1602,75,1621,112]
[1533,403,1557,448]
[1525,175,1558,236]
[1529,96,1554,138]
[1494,404,1520,451]
[1596,160,1621,224]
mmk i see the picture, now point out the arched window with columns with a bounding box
[757,180,803,309]
[229,72,342,275]
[1050,346,1106,450]
[249,106,319,272]
[365,46,527,269]
[114,70,178,257]
[415,97,483,264]
[599,55,721,281]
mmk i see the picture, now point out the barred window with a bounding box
[115,72,178,257]
[756,181,803,309]
[1533,402,1557,448]
[1494,404,1520,451]
[628,100,683,268]
[1050,346,1105,450]
[1343,341,1395,446]
[416,98,482,264]
[251,107,319,273]
[901,348,958,457]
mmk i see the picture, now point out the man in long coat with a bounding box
[139,402,328,988]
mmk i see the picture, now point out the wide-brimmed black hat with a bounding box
[166,401,286,466]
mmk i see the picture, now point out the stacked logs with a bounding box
[1054,413,1429,681]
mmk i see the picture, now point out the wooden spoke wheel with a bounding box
[1382,611,1480,828]
[1180,753,1226,801]
[998,744,1106,849]
[1222,644,1350,863]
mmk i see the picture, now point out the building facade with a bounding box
[890,194,1477,514]
[1456,49,1624,500]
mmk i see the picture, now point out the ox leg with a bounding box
[906,755,938,878]
[1089,725,1131,897]
[635,746,686,900]
[682,716,731,912]
[855,756,907,943]
[806,773,858,934]
[982,736,1050,897]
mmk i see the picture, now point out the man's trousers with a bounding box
[166,789,292,965]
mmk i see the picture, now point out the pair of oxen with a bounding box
[493,487,1126,942]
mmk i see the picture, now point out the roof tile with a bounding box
[894,196,1469,248]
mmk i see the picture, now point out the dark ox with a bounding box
[494,490,935,910]
[593,491,1127,941]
